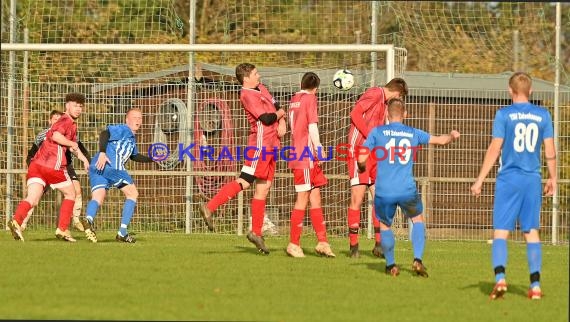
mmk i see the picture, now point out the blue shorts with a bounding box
[493,173,542,232]
[374,193,423,227]
[89,166,134,192]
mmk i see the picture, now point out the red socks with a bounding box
[348,208,382,245]
[207,181,242,212]
[15,198,78,232]
[289,208,305,245]
[372,212,382,244]
[13,200,33,225]
[310,208,327,243]
[57,199,75,231]
[348,208,360,246]
[290,208,328,245]
[251,198,265,236]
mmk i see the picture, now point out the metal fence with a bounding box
[1,68,568,244]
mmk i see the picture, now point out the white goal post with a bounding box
[1,43,404,83]
[2,43,407,238]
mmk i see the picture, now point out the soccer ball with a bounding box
[332,69,354,91]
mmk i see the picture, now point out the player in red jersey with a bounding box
[286,72,335,258]
[346,78,408,258]
[197,63,286,254]
[8,93,90,242]
[21,110,63,230]
[22,110,91,232]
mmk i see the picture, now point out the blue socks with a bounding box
[527,242,542,288]
[86,198,136,237]
[492,239,542,288]
[380,223,424,268]
[412,222,425,261]
[380,229,396,266]
[85,200,100,222]
[492,238,507,282]
[118,199,137,236]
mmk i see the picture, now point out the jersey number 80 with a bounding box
[513,122,539,153]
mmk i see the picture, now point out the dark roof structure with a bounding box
[91,63,569,101]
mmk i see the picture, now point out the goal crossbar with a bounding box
[1,43,402,84]
[1,43,397,52]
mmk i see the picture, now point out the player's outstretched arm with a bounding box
[70,147,90,172]
[78,140,92,162]
[130,153,154,163]
[429,130,460,145]
[471,138,503,197]
[543,137,557,196]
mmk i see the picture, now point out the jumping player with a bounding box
[285,72,335,258]
[197,63,286,255]
[346,78,408,258]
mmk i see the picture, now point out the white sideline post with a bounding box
[552,2,561,245]
[5,0,17,230]
[185,0,197,234]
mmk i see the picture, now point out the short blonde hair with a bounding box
[387,98,406,118]
[509,72,532,96]
[126,107,142,116]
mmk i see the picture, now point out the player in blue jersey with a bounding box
[357,98,459,277]
[471,72,557,300]
[82,108,156,243]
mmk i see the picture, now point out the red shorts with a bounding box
[292,163,328,192]
[26,161,72,189]
[347,157,376,187]
[241,147,276,182]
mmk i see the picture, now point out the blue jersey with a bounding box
[493,102,553,177]
[92,124,139,171]
[363,122,430,197]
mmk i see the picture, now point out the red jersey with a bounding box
[288,90,318,169]
[32,113,77,170]
[240,84,280,150]
[347,87,387,157]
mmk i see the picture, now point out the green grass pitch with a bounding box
[1,231,568,321]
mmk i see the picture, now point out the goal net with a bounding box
[1,0,408,238]
[1,1,567,243]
